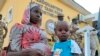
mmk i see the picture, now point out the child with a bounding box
[8,3,51,56]
[52,21,81,56]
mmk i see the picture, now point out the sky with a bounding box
[74,0,100,14]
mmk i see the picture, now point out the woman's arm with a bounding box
[9,23,23,51]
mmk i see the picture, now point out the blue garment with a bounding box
[52,40,72,56]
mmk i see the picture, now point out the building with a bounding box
[0,0,90,48]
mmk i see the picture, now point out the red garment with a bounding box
[21,25,41,49]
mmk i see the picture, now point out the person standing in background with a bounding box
[0,14,8,52]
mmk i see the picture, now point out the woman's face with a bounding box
[30,6,42,24]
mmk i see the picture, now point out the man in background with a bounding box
[0,14,8,52]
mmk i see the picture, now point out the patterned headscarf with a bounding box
[21,3,39,24]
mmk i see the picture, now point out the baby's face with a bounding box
[55,22,70,42]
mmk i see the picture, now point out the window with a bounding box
[7,7,13,22]
[79,14,85,21]
[92,21,98,29]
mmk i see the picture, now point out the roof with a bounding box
[60,0,91,15]
[0,0,91,15]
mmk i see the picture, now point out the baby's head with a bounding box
[54,21,70,42]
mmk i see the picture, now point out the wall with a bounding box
[0,0,79,47]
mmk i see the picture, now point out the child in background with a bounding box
[0,14,8,52]
[52,21,81,56]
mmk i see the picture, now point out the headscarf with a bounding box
[21,3,39,24]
